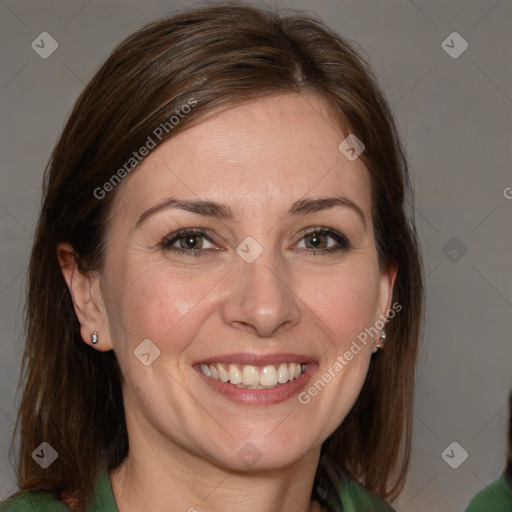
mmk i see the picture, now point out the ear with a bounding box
[57,242,113,352]
[378,262,398,316]
[374,262,398,352]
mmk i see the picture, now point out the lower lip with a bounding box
[195,365,316,405]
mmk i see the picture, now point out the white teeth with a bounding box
[260,365,278,386]
[242,365,259,386]
[228,364,243,384]
[217,364,229,382]
[200,362,307,387]
[209,364,219,380]
[277,363,289,383]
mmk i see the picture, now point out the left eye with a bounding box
[297,231,335,249]
[295,229,350,251]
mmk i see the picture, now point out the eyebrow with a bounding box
[135,195,366,228]
[135,198,234,228]
[287,197,366,227]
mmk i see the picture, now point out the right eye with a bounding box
[161,228,219,257]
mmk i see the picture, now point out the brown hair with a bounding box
[11,3,423,509]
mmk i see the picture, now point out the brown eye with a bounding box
[304,232,329,249]
[178,234,205,250]
[295,228,351,254]
[161,228,217,256]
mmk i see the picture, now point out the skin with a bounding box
[58,93,397,512]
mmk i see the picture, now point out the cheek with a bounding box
[299,259,381,427]
[299,259,381,346]
[106,260,224,356]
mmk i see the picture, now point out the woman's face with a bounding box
[91,93,396,471]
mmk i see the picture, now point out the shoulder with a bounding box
[317,454,395,511]
[0,489,69,511]
[0,469,118,512]
[465,472,512,512]
[338,476,396,512]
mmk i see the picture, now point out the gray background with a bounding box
[0,0,511,510]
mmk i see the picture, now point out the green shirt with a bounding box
[465,472,512,512]
[0,469,394,511]
[0,470,117,512]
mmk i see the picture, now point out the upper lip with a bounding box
[193,352,316,366]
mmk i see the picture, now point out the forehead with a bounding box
[111,93,372,222]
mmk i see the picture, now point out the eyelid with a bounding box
[160,227,220,248]
[291,226,350,243]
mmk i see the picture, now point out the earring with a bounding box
[376,327,386,350]
[91,331,99,345]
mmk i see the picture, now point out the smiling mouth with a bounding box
[198,362,307,389]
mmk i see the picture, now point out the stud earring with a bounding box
[376,327,386,350]
[91,331,99,345]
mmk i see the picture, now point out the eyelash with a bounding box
[160,227,352,258]
[160,228,215,258]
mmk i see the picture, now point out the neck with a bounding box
[109,439,325,512]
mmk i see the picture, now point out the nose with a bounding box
[220,253,301,338]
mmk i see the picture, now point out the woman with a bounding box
[0,4,423,511]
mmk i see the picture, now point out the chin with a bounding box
[202,433,320,474]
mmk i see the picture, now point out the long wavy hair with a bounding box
[11,3,423,510]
